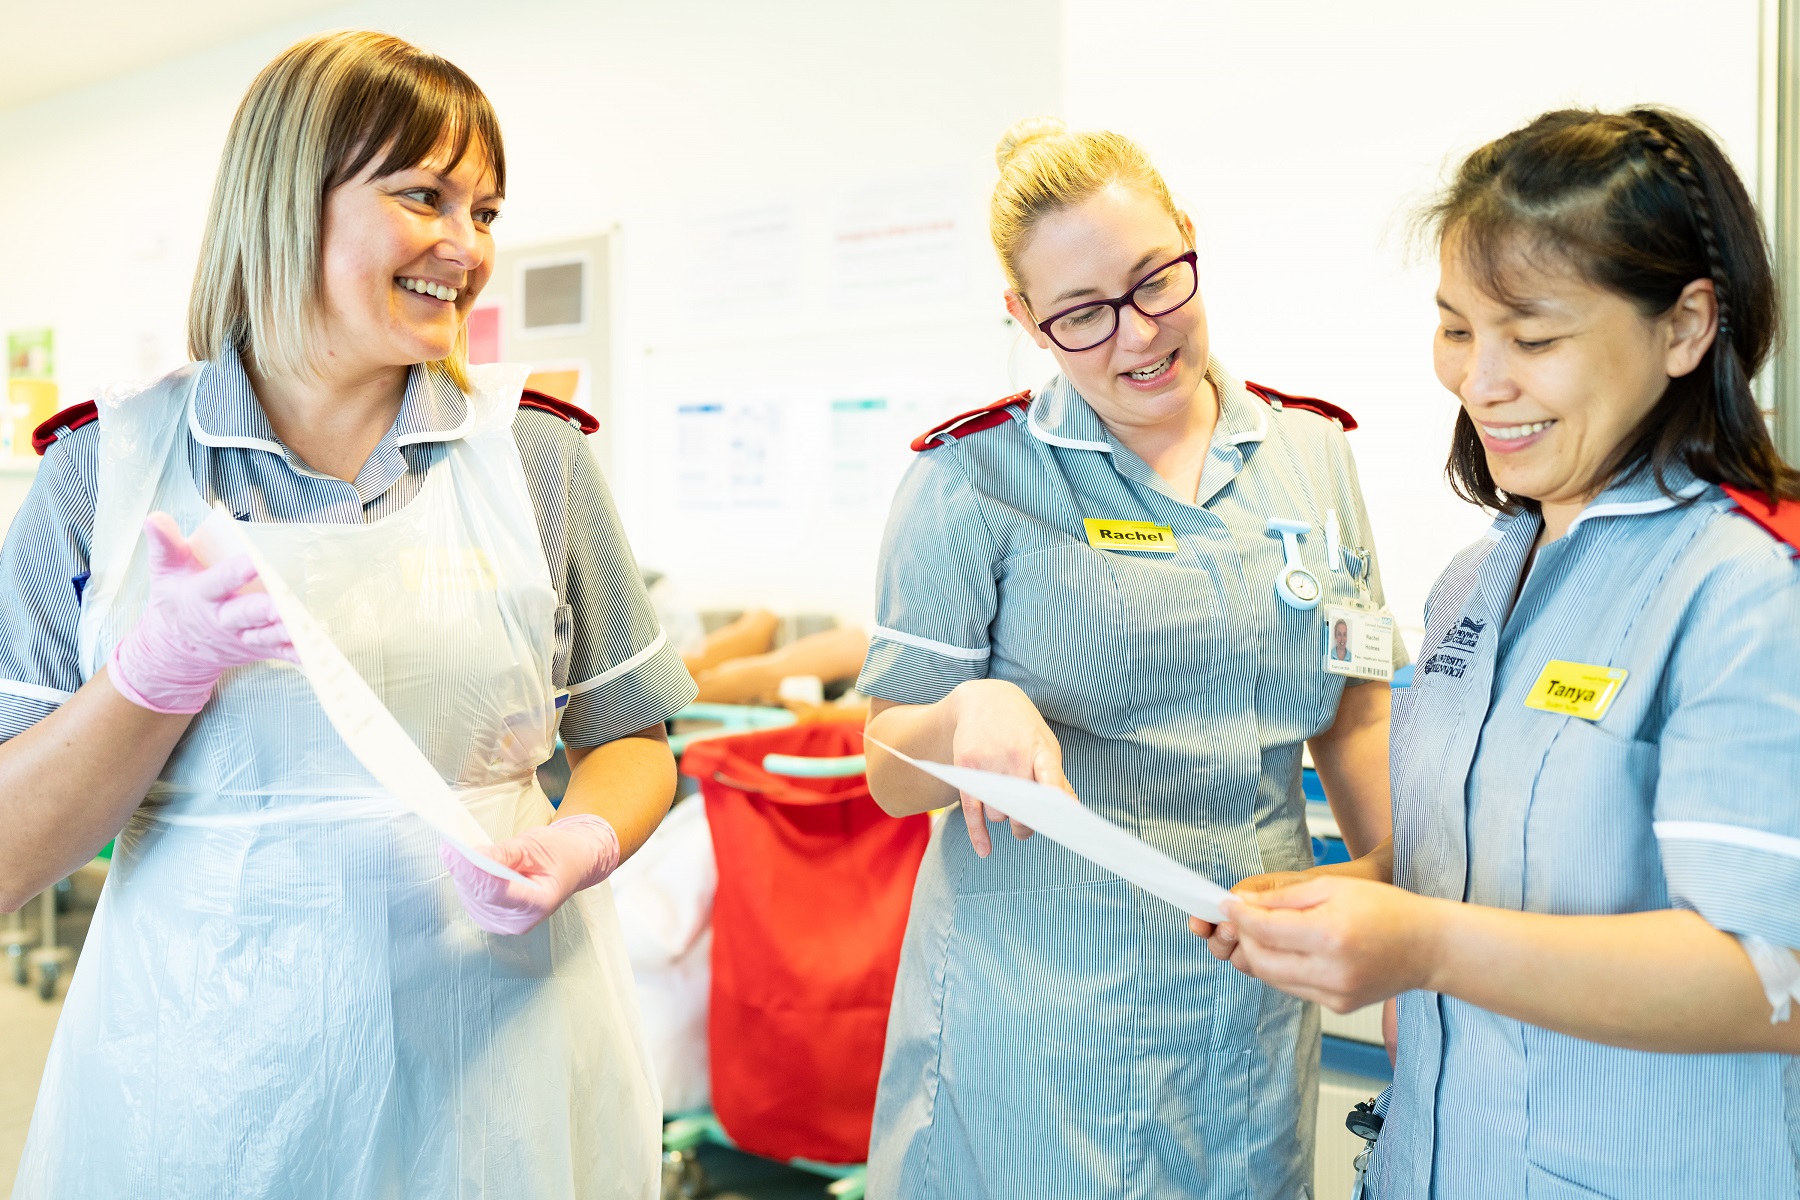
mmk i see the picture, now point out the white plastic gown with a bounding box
[12,363,661,1199]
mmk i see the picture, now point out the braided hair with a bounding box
[1428,107,1797,511]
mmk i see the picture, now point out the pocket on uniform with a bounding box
[1523,1162,1618,1199]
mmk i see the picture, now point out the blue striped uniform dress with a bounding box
[859,361,1407,1200]
[1372,468,1800,1199]
[0,348,695,749]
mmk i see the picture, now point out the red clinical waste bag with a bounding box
[682,721,929,1165]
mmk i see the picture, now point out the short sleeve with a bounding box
[857,448,998,705]
[1652,544,1800,950]
[0,428,98,742]
[514,411,696,747]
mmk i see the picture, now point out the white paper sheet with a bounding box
[867,738,1231,922]
[195,509,528,884]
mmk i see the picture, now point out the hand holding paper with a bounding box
[941,678,1078,856]
[867,737,1231,924]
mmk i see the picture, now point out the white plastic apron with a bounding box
[12,364,660,1200]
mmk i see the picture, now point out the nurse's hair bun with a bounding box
[988,119,1183,293]
[995,116,1069,170]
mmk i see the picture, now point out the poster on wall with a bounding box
[676,400,783,510]
[698,202,802,312]
[5,328,58,461]
[831,175,968,307]
[467,304,502,365]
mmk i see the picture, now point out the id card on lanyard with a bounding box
[1322,509,1394,682]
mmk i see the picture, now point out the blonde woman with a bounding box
[0,32,691,1198]
[859,118,1403,1198]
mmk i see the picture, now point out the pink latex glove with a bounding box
[440,814,621,935]
[108,513,297,714]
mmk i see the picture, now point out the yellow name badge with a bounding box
[1084,519,1177,554]
[1524,660,1629,721]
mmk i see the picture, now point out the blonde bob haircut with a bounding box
[188,30,505,390]
[990,116,1187,297]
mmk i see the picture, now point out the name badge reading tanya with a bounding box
[1084,519,1177,554]
[1524,660,1628,721]
[1322,604,1394,681]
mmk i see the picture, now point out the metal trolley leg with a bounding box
[3,901,38,987]
[27,888,73,1001]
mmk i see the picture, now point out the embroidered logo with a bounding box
[1442,617,1485,650]
[1419,616,1487,679]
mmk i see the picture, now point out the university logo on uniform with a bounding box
[1420,616,1487,679]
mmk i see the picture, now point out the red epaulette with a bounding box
[910,391,1032,452]
[31,400,99,456]
[519,389,598,435]
[1243,381,1358,432]
[1722,484,1800,559]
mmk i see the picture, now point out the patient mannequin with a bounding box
[683,611,869,720]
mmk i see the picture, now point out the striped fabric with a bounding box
[858,361,1406,1200]
[0,349,694,748]
[1374,467,1800,1200]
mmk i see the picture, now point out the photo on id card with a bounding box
[1323,604,1394,682]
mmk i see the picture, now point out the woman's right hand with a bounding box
[108,513,296,714]
[947,679,1076,858]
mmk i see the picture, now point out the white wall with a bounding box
[1063,0,1767,633]
[0,0,1061,621]
[0,0,1770,630]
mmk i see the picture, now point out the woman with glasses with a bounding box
[857,117,1404,1199]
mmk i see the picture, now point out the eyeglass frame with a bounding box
[1025,249,1200,353]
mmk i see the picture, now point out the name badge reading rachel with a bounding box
[1524,660,1628,721]
[1084,519,1177,554]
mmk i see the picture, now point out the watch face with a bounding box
[1284,567,1320,602]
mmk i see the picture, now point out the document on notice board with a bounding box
[866,738,1231,923]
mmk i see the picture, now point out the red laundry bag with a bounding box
[682,721,929,1164]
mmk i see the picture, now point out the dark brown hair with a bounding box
[1427,107,1798,511]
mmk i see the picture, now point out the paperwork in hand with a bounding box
[195,509,529,884]
[866,738,1231,923]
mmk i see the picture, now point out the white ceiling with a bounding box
[0,0,351,113]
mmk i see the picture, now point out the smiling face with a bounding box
[1004,182,1209,434]
[314,141,502,377]
[1432,231,1717,534]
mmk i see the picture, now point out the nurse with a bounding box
[0,31,693,1198]
[1200,108,1800,1198]
[859,117,1405,1198]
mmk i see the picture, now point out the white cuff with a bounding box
[1738,934,1800,1024]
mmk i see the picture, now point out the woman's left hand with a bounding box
[1207,875,1447,1014]
[1188,870,1311,945]
[441,813,621,936]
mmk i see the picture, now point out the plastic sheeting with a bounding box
[14,364,660,1199]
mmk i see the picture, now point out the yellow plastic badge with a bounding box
[1524,660,1628,721]
[1083,518,1177,554]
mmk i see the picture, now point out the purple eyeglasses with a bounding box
[1029,250,1199,352]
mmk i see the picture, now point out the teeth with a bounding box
[398,278,458,302]
[1481,419,1556,440]
[1128,353,1173,380]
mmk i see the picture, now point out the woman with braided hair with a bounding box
[1193,107,1800,1198]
